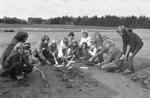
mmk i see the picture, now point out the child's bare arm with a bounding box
[37,44,47,63]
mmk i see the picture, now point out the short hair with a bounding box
[24,43,31,50]
[116,25,128,33]
[41,35,50,42]
[72,41,78,48]
[68,32,75,37]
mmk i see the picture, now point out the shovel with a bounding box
[66,55,75,67]
[34,67,49,88]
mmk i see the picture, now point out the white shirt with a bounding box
[79,36,91,47]
[88,46,97,56]
[58,40,68,58]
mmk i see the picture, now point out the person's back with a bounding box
[107,45,122,62]
[3,50,21,71]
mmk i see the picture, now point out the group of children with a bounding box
[0,25,144,84]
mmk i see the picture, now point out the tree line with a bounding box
[1,15,150,28]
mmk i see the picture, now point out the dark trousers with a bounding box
[6,64,33,78]
[43,50,55,64]
[126,44,143,70]
[34,49,55,65]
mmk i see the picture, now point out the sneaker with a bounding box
[123,69,133,75]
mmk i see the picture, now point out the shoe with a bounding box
[17,79,25,85]
[0,71,8,77]
[123,69,133,75]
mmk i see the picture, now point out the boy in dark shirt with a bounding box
[34,35,55,65]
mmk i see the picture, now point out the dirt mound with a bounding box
[55,67,99,89]
[0,65,116,98]
[131,71,150,89]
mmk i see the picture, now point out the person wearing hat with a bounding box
[116,25,143,74]
[79,30,91,47]
[1,42,34,83]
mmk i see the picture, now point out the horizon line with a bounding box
[1,14,149,20]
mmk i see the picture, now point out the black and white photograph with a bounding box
[0,0,150,98]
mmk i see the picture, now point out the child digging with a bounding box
[34,35,55,65]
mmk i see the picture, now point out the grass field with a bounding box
[0,24,116,29]
[0,24,116,32]
[0,25,149,59]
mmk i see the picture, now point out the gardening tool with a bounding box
[34,67,49,88]
[53,54,58,65]
[66,55,75,67]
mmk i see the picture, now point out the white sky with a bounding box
[0,0,150,19]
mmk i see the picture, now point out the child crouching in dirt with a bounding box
[58,38,69,58]
[24,42,35,64]
[1,42,34,83]
[67,41,79,61]
[48,40,59,64]
[34,35,55,65]
[88,39,98,63]
[99,39,123,72]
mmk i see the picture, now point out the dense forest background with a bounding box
[1,15,150,28]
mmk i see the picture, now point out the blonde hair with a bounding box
[103,39,115,47]
[13,42,24,51]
